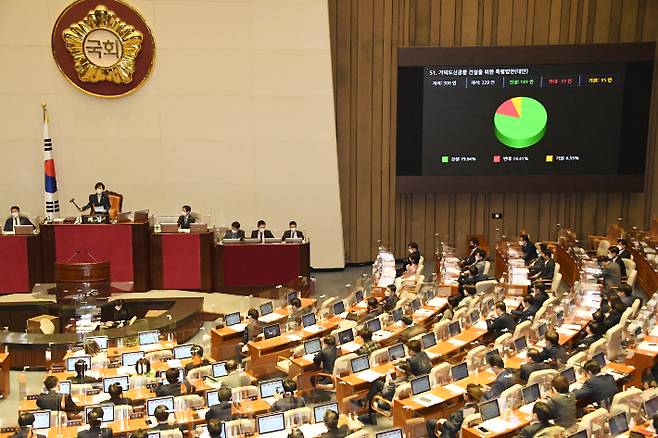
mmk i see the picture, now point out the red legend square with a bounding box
[493,155,501,163]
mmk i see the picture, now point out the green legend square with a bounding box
[441,155,449,163]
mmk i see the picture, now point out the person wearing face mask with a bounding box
[250,220,274,242]
[177,205,195,229]
[282,220,304,241]
[460,237,479,270]
[519,234,538,265]
[607,246,626,278]
[596,255,620,294]
[80,182,111,216]
[223,221,245,240]
[3,206,34,232]
[617,238,632,259]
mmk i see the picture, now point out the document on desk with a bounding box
[356,301,368,309]
[337,312,348,319]
[298,423,328,438]
[355,369,383,382]
[480,417,519,433]
[444,384,467,395]
[259,313,282,323]
[638,341,658,353]
[413,308,435,317]
[141,343,162,353]
[302,353,317,362]
[117,366,134,376]
[447,339,466,346]
[341,341,361,353]
[562,323,583,331]
[474,320,488,330]
[427,351,440,360]
[427,297,447,308]
[412,393,444,407]
[373,330,393,341]
[227,323,247,333]
[286,333,303,342]
[304,325,324,334]
[555,327,578,336]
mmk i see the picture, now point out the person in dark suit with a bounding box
[382,284,399,311]
[3,206,34,232]
[617,284,636,308]
[111,300,130,321]
[70,359,100,384]
[361,297,383,322]
[223,221,246,240]
[271,379,305,412]
[486,301,516,339]
[405,339,432,376]
[150,405,178,431]
[545,375,577,428]
[575,360,618,406]
[531,282,550,307]
[104,383,132,406]
[483,354,514,400]
[78,407,113,438]
[520,234,538,265]
[282,221,305,241]
[185,345,211,373]
[313,336,338,384]
[617,239,632,259]
[397,315,426,344]
[320,410,349,438]
[242,308,264,345]
[515,402,553,438]
[603,297,625,331]
[206,419,225,438]
[9,412,46,438]
[397,242,421,277]
[536,330,567,364]
[608,246,627,278]
[80,182,111,215]
[460,237,480,270]
[250,220,274,241]
[155,368,194,397]
[428,384,484,438]
[530,248,554,281]
[205,387,234,421]
[511,295,540,323]
[177,205,195,229]
[597,255,621,293]
[519,349,550,383]
[36,376,81,413]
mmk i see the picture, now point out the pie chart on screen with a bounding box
[494,96,547,148]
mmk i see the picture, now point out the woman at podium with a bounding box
[80,182,111,215]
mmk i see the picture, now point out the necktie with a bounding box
[14,217,18,227]
[292,231,296,239]
[260,231,264,242]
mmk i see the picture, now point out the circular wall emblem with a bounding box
[52,0,156,98]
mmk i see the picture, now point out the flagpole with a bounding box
[42,103,60,221]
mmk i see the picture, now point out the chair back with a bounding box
[224,419,254,437]
[186,365,212,381]
[493,333,512,349]
[578,408,608,435]
[499,384,522,411]
[452,307,467,322]
[475,280,497,295]
[513,321,531,340]
[413,275,425,294]
[605,324,624,361]
[174,394,204,410]
[533,306,547,323]
[106,190,123,220]
[611,387,642,417]
[587,338,607,358]
[433,320,450,340]
[319,297,337,318]
[114,404,133,421]
[466,346,487,369]
[467,295,481,311]
[369,347,390,367]
[231,385,258,401]
[158,430,183,438]
[619,307,633,327]
[622,258,636,272]
[333,353,357,375]
[392,382,411,400]
[284,407,313,429]
[631,298,642,318]
[429,362,451,386]
[550,273,562,293]
[483,261,491,276]
[567,351,587,365]
[527,369,558,394]
[553,262,561,279]
[596,240,610,257]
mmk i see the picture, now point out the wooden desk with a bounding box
[0,353,10,398]
[0,234,41,294]
[462,410,533,438]
[630,247,658,299]
[151,231,214,291]
[628,335,658,388]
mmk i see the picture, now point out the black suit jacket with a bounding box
[575,374,618,405]
[320,426,350,438]
[618,249,632,259]
[522,242,538,265]
[104,396,133,406]
[155,381,193,397]
[223,229,245,240]
[407,351,432,376]
[519,362,550,383]
[282,230,305,240]
[36,391,81,412]
[613,256,627,278]
[250,229,275,239]
[539,258,555,280]
[205,401,233,421]
[511,303,541,322]
[177,215,196,229]
[487,313,516,338]
[313,346,338,374]
[516,422,549,438]
[9,429,45,438]
[82,193,111,214]
[3,216,33,232]
[77,427,113,438]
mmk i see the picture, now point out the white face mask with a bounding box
[231,229,238,233]
[259,227,266,231]
[182,211,187,216]
[290,227,296,231]
[11,212,18,218]
[96,189,103,194]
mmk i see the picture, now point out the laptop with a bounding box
[392,307,403,322]
[333,301,346,316]
[592,352,606,368]
[451,362,469,381]
[103,375,129,392]
[337,329,354,345]
[85,336,108,350]
[537,323,548,338]
[212,362,228,378]
[560,367,577,385]
[190,223,207,233]
[411,375,431,396]
[139,330,160,345]
[257,412,286,435]
[410,298,421,312]
[287,291,299,303]
[14,225,34,235]
[173,344,194,360]
[422,332,437,349]
[31,411,51,430]
[302,312,317,328]
[66,355,92,372]
[608,412,629,437]
[484,299,494,312]
[259,379,284,403]
[522,383,540,405]
[58,380,71,395]
[304,339,322,355]
[354,290,364,303]
[260,302,274,316]
[479,399,501,421]
[366,318,382,333]
[470,309,480,324]
[350,355,370,373]
[122,351,145,367]
[84,405,114,424]
[224,312,242,327]
[388,343,406,361]
[263,324,281,339]
[313,402,339,423]
[285,238,303,244]
[448,321,460,337]
[375,429,403,438]
[206,390,221,407]
[146,396,175,416]
[643,395,658,418]
[514,336,528,352]
[160,223,179,233]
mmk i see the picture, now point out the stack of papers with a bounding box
[341,341,361,353]
[304,325,324,334]
[259,313,281,323]
[298,423,328,438]
[414,308,434,317]
[355,369,383,382]
[412,393,444,407]
[556,327,578,336]
[227,323,247,332]
[444,384,467,395]
[480,417,519,433]
[519,403,535,414]
[302,353,317,362]
[427,297,447,307]
[474,320,488,330]
[286,333,302,342]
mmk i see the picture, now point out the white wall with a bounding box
[0,0,345,268]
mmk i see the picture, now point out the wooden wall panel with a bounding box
[328,0,658,262]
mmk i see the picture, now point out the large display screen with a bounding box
[396,43,654,192]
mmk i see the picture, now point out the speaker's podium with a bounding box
[52,260,111,303]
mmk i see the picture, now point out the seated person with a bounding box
[80,182,111,215]
[486,301,516,339]
[313,336,338,384]
[457,284,478,309]
[597,255,621,293]
[219,360,250,388]
[362,297,383,321]
[511,295,540,322]
[155,367,194,397]
[271,379,305,412]
[576,319,605,351]
[427,384,483,438]
[528,244,548,276]
[250,220,274,241]
[405,339,432,376]
[382,284,399,311]
[70,359,101,384]
[545,375,577,429]
[608,246,627,278]
[515,402,553,438]
[642,368,658,390]
[519,234,538,265]
[536,330,567,365]
[400,252,421,279]
[351,363,410,421]
[460,238,480,270]
[319,410,349,438]
[397,242,421,277]
[440,295,462,322]
[603,297,625,331]
[397,315,425,344]
[177,205,195,229]
[104,383,133,406]
[37,376,81,412]
[356,328,382,356]
[617,284,636,308]
[78,407,113,438]
[111,299,130,321]
[574,359,618,406]
[135,358,156,378]
[223,221,246,240]
[9,412,46,438]
[282,221,304,241]
[287,297,305,328]
[483,355,514,400]
[149,405,178,431]
[205,387,233,421]
[75,339,107,367]
[3,206,34,232]
[242,308,264,345]
[457,251,486,293]
[205,419,224,438]
[530,248,555,281]
[519,348,550,383]
[184,345,211,372]
[531,282,550,306]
